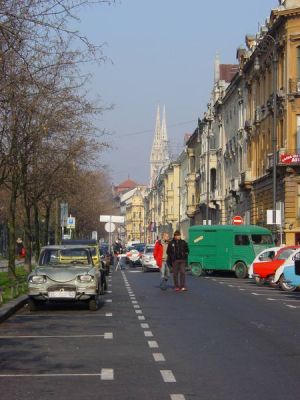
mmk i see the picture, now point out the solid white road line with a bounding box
[160,370,176,383]
[104,332,113,339]
[0,370,114,380]
[105,313,113,317]
[0,334,111,339]
[170,395,186,400]
[286,305,297,308]
[153,353,166,362]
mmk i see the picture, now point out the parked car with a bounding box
[62,239,107,290]
[272,248,300,291]
[188,225,274,278]
[252,246,300,286]
[125,243,145,267]
[283,253,300,288]
[248,247,281,278]
[27,245,103,311]
[141,244,159,272]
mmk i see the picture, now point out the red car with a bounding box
[253,246,300,285]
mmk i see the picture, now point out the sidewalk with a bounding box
[0,294,28,323]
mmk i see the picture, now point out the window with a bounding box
[235,235,250,246]
[297,184,300,218]
[297,116,300,152]
[297,47,300,81]
[258,250,275,261]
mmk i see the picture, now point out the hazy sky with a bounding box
[78,0,278,185]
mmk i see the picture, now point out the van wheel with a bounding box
[234,262,248,279]
[191,263,203,277]
[255,276,266,286]
[279,275,296,292]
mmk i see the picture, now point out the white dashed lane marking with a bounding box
[148,341,159,348]
[153,353,166,362]
[170,395,186,400]
[160,370,176,383]
[144,331,154,337]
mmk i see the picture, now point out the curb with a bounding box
[0,295,28,323]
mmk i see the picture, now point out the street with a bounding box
[1,268,300,400]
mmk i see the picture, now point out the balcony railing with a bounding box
[289,79,300,95]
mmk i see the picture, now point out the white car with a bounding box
[248,246,281,278]
[273,248,300,291]
[141,245,159,272]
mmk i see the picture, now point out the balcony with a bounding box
[240,169,252,189]
[289,79,300,96]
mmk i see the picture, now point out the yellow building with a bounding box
[240,2,300,244]
[125,188,145,243]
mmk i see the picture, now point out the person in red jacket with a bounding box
[153,232,170,290]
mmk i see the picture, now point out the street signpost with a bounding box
[232,216,243,225]
[100,215,125,253]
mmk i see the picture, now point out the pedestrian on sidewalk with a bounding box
[167,230,189,292]
[153,232,170,290]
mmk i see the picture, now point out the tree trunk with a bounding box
[34,203,40,262]
[7,179,17,280]
[43,204,51,246]
[23,204,32,272]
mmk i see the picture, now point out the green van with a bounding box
[188,225,274,278]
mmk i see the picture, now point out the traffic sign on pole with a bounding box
[232,215,243,225]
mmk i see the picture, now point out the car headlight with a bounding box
[78,275,93,282]
[30,275,46,284]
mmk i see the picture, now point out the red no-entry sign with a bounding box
[232,215,243,225]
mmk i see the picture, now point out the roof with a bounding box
[219,64,239,83]
[115,179,138,192]
[189,225,272,234]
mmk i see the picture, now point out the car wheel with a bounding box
[89,298,98,311]
[279,275,296,292]
[27,298,39,312]
[268,275,279,288]
[191,263,203,277]
[254,276,266,286]
[234,262,248,279]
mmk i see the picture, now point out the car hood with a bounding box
[33,266,95,283]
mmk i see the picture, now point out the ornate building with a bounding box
[150,105,170,187]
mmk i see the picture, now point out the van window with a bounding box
[235,235,250,246]
[251,234,273,244]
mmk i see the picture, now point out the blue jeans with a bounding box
[161,261,170,281]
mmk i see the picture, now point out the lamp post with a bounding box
[254,33,278,235]
[204,104,214,224]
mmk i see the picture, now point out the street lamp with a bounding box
[203,103,214,224]
[254,33,278,235]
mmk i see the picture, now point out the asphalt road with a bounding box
[1,267,300,400]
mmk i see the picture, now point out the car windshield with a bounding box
[145,246,154,254]
[134,244,145,252]
[39,248,92,267]
[278,249,298,260]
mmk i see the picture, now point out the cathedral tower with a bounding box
[150,105,170,187]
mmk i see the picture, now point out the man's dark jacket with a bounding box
[167,238,189,262]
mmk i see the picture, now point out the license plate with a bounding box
[48,291,76,298]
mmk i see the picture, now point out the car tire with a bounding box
[254,276,266,286]
[89,298,98,311]
[279,275,297,292]
[234,262,248,279]
[28,298,39,312]
[191,263,203,277]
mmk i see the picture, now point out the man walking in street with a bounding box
[153,232,170,290]
[167,230,189,292]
